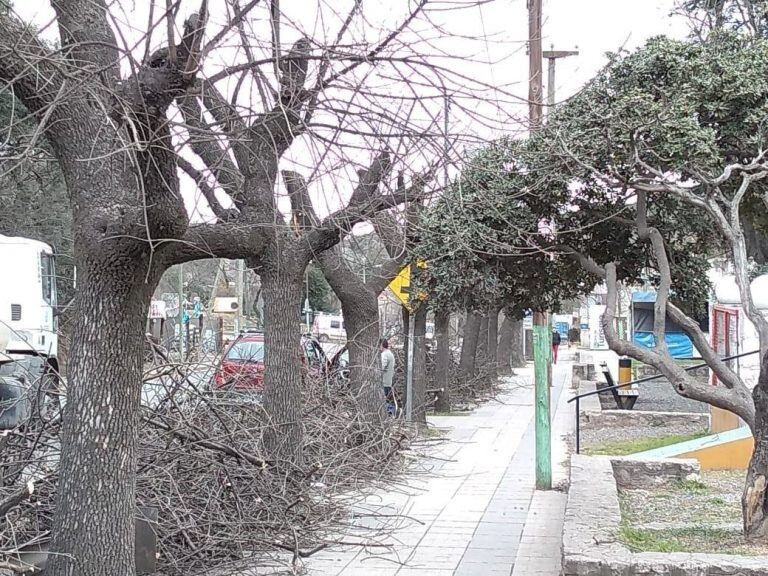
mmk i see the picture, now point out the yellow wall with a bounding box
[679,436,753,470]
[711,406,740,434]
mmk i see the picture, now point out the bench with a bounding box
[599,361,638,410]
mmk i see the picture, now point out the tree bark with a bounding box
[411,305,428,424]
[459,312,482,379]
[509,318,526,367]
[433,308,451,412]
[338,290,382,414]
[744,353,768,540]
[260,259,305,467]
[47,263,159,576]
[497,314,513,374]
[487,307,500,373]
[476,314,489,372]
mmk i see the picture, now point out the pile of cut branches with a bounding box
[0,355,412,574]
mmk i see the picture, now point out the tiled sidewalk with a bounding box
[300,355,575,576]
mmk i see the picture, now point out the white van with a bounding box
[312,313,346,342]
[0,235,58,360]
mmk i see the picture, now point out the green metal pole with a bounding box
[534,310,551,490]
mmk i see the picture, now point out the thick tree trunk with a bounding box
[411,305,428,424]
[497,314,514,374]
[744,354,768,540]
[261,264,305,467]
[476,314,489,372]
[509,318,526,367]
[341,293,383,415]
[459,312,482,379]
[47,265,156,576]
[487,307,500,372]
[433,309,451,412]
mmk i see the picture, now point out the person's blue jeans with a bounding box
[384,386,395,414]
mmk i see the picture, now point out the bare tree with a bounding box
[0,0,526,571]
[283,172,423,416]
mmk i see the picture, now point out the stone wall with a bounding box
[563,454,768,576]
[611,457,700,489]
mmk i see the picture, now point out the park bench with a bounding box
[599,361,638,410]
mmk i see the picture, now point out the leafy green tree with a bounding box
[525,32,768,539]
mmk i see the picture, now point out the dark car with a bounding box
[212,331,328,397]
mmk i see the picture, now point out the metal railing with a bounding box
[568,349,760,454]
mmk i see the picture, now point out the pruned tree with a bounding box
[282,171,424,416]
[0,0,530,571]
[524,33,768,539]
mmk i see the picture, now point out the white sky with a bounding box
[13,0,689,222]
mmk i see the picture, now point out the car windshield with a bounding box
[226,340,265,362]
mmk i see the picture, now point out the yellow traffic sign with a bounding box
[388,265,412,308]
[388,261,428,310]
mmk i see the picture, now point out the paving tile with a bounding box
[297,359,576,576]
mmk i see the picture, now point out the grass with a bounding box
[619,525,764,555]
[431,411,471,417]
[675,478,708,494]
[583,431,707,456]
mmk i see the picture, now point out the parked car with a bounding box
[212,331,328,397]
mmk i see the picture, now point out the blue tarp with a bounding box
[555,322,569,337]
[631,291,657,303]
[633,332,694,358]
[631,291,694,358]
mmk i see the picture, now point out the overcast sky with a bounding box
[12,0,690,221]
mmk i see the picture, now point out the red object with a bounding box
[213,332,329,391]
[710,304,739,386]
[552,343,559,364]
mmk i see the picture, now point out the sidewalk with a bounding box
[302,353,576,576]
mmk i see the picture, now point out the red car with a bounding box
[212,331,328,395]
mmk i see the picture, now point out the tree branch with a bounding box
[177,156,232,221]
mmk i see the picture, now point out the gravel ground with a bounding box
[597,377,709,413]
[619,470,768,555]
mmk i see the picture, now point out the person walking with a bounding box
[551,329,562,364]
[380,339,396,413]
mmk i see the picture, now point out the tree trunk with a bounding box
[487,307,500,373]
[497,314,513,374]
[459,312,481,379]
[510,318,526,367]
[260,263,305,467]
[476,314,489,372]
[341,292,383,415]
[411,305,428,424]
[433,308,451,412]
[744,354,768,539]
[47,264,157,576]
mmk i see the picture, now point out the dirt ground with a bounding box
[619,470,768,555]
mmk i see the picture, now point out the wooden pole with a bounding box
[528,0,543,131]
[534,310,552,490]
[529,0,551,491]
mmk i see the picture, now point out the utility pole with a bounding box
[177,264,185,360]
[235,259,244,333]
[543,46,579,113]
[528,0,543,132]
[529,0,551,491]
[443,87,450,185]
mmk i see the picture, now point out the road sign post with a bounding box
[533,310,552,490]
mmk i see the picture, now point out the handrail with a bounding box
[568,349,760,403]
[571,349,760,454]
